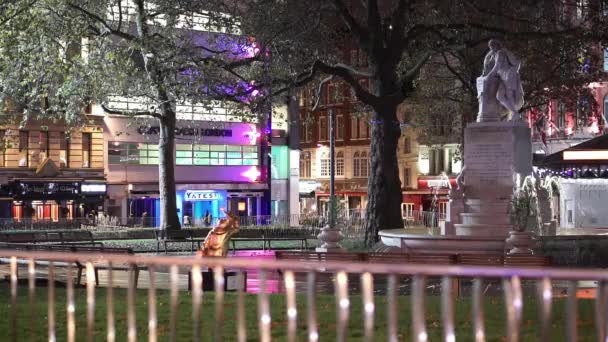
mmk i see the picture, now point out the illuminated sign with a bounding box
[138,126,232,137]
[184,190,220,201]
[81,184,107,193]
[563,150,608,161]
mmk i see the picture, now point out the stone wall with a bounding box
[539,236,608,268]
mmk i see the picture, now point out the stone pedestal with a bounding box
[316,225,344,252]
[453,121,532,237]
[505,231,534,255]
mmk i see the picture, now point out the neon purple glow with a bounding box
[244,127,261,144]
[241,166,261,182]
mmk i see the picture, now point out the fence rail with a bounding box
[1,249,607,341]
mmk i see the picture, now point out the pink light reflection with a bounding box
[241,166,261,182]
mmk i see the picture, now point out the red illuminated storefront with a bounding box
[402,176,456,217]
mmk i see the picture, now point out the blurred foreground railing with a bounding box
[1,249,607,341]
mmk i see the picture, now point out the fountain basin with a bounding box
[379,229,507,254]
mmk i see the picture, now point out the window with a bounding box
[301,114,314,142]
[319,152,330,177]
[0,130,5,167]
[336,115,344,141]
[353,151,369,178]
[350,49,358,66]
[336,151,344,176]
[18,131,28,167]
[319,116,329,141]
[359,118,369,139]
[403,137,411,154]
[351,116,359,139]
[557,102,566,130]
[299,151,311,178]
[604,48,608,72]
[59,132,70,168]
[271,146,289,179]
[328,83,340,104]
[404,167,411,187]
[178,144,258,166]
[39,131,49,160]
[108,142,158,165]
[82,133,92,168]
[402,203,415,218]
[604,95,608,125]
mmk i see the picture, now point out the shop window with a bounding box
[402,203,415,218]
[319,116,329,141]
[336,151,344,176]
[299,151,311,178]
[59,132,70,167]
[108,142,158,165]
[18,130,28,167]
[336,115,344,141]
[177,144,257,166]
[271,146,289,179]
[82,132,91,168]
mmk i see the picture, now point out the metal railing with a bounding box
[1,249,607,341]
[403,210,446,228]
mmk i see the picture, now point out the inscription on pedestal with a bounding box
[465,126,515,199]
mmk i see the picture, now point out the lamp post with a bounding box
[317,108,343,251]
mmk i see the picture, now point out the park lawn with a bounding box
[0,283,598,341]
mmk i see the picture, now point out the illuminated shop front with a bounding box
[104,115,270,225]
[5,180,106,221]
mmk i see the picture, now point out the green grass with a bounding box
[0,283,598,341]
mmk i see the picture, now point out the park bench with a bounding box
[0,243,138,286]
[155,230,200,254]
[504,254,551,267]
[0,230,102,246]
[456,254,505,266]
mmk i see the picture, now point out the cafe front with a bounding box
[4,179,106,221]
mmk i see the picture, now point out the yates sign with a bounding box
[185,190,220,201]
[138,126,232,137]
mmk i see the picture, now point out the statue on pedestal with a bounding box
[477,39,525,122]
[197,211,240,257]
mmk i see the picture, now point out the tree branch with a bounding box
[311,75,333,111]
[67,2,136,41]
[330,0,370,49]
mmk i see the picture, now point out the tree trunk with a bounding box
[364,104,403,246]
[158,113,181,230]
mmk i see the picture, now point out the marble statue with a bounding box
[197,211,240,257]
[477,40,525,122]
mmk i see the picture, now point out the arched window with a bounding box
[360,152,369,177]
[336,152,345,176]
[319,151,330,177]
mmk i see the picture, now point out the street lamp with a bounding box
[316,108,343,251]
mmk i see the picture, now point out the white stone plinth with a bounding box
[454,121,532,237]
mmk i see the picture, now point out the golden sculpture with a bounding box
[197,211,240,257]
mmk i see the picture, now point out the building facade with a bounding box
[297,74,371,215]
[0,118,106,221]
[101,109,269,226]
